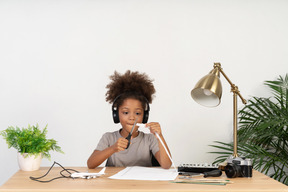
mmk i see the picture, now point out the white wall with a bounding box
[0,0,287,185]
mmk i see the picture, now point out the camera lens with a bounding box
[225,164,242,178]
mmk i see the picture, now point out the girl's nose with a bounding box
[129,115,138,123]
[129,114,136,120]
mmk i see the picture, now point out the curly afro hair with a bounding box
[105,70,156,109]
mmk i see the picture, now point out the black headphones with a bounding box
[112,94,150,124]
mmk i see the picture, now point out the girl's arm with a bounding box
[87,137,128,169]
[147,122,172,169]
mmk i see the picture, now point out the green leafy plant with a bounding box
[0,124,63,159]
[210,74,288,185]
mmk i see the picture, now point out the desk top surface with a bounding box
[0,167,287,192]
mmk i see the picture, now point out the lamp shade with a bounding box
[191,68,222,107]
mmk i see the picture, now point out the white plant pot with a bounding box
[17,152,42,171]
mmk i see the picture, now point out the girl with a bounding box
[87,70,172,169]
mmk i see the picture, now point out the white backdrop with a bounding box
[1,0,288,185]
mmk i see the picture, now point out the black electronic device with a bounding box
[224,157,252,178]
[112,93,150,124]
[178,163,219,173]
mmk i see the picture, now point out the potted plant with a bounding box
[209,74,288,185]
[0,124,63,171]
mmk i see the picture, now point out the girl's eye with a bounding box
[122,112,129,115]
[136,112,142,116]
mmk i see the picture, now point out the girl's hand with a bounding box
[112,137,128,152]
[146,122,162,137]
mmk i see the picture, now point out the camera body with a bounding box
[224,156,253,178]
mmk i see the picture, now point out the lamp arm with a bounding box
[214,63,247,105]
[213,63,247,158]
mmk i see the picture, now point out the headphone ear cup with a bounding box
[112,109,120,124]
[142,111,149,123]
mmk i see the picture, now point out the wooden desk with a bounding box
[0,167,287,192]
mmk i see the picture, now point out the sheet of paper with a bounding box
[109,166,178,181]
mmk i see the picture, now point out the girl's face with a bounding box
[118,98,144,135]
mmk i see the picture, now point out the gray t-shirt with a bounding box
[96,130,159,167]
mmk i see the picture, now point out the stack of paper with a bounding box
[109,166,178,181]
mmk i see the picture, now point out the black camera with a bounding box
[224,157,253,178]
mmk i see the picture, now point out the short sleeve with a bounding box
[95,132,112,151]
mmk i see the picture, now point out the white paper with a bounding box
[109,166,178,181]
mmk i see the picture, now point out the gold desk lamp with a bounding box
[191,62,247,158]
